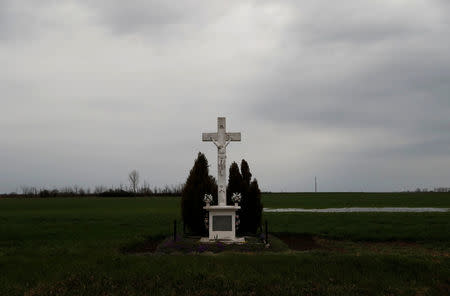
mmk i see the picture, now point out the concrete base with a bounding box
[203,204,243,241]
[199,237,246,244]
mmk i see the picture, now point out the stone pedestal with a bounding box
[201,205,245,243]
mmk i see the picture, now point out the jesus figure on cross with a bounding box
[202,117,241,206]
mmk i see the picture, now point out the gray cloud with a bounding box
[0,0,59,42]
[78,0,238,41]
[250,1,450,134]
[0,1,33,41]
[1,0,449,192]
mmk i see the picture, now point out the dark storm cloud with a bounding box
[79,0,236,37]
[371,136,450,158]
[0,0,57,42]
[83,1,189,33]
[252,50,450,130]
[250,1,450,138]
[0,0,32,40]
[296,13,421,45]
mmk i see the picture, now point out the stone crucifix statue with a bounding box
[202,117,241,206]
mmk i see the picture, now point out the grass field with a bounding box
[1,193,449,295]
[262,192,450,208]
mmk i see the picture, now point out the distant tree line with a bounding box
[401,187,450,193]
[0,184,183,198]
[0,170,184,198]
[433,187,450,192]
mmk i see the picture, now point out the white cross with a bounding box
[202,117,241,206]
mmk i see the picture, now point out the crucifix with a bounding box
[202,117,241,206]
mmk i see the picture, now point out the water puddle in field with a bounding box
[263,207,449,213]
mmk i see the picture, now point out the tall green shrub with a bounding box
[226,159,263,235]
[245,178,263,233]
[227,162,243,205]
[241,159,252,190]
[181,152,217,235]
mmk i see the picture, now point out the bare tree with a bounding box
[21,186,37,197]
[94,186,107,194]
[128,170,140,193]
[140,181,153,195]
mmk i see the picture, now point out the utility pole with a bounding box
[315,176,317,193]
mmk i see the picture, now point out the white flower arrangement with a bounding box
[203,194,213,204]
[231,192,241,203]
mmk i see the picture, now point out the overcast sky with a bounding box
[1,0,449,193]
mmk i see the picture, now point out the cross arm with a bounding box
[202,133,218,142]
[226,132,241,141]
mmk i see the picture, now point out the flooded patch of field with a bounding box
[264,207,449,213]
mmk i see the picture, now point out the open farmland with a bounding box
[0,193,449,295]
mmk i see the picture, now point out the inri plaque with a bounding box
[212,215,232,231]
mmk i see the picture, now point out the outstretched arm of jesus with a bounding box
[211,137,221,148]
[223,135,233,148]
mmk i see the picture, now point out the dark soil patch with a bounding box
[122,235,281,254]
[157,236,269,254]
[122,234,445,256]
[274,233,322,251]
[121,235,165,253]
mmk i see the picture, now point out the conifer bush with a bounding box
[181,152,217,235]
[227,159,263,235]
[226,162,243,205]
[246,178,263,233]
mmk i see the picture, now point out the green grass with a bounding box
[262,192,450,208]
[266,212,450,243]
[0,194,449,295]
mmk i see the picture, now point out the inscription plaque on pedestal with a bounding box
[212,215,232,231]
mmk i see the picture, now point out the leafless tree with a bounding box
[94,186,107,194]
[128,170,140,193]
[140,181,153,195]
[21,186,37,196]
